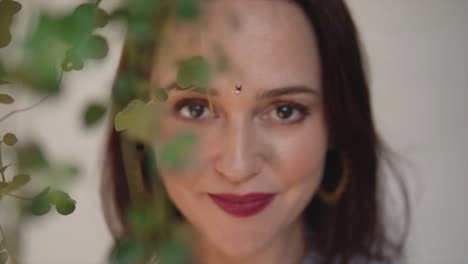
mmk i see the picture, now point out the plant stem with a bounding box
[6,194,32,201]
[0,95,50,123]
[0,142,6,182]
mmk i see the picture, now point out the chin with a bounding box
[205,225,275,259]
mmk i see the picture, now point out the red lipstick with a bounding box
[208,193,276,217]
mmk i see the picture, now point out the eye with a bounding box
[174,98,213,120]
[264,102,310,123]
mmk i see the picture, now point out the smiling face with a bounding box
[150,0,328,260]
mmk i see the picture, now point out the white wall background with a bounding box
[0,0,467,263]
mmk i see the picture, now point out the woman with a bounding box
[102,0,409,263]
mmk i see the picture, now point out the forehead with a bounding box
[153,0,321,91]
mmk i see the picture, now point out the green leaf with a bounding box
[114,100,162,145]
[94,8,110,28]
[12,174,30,186]
[14,61,62,95]
[176,56,212,90]
[55,197,76,215]
[0,94,14,104]
[110,239,146,264]
[79,35,109,59]
[16,143,49,170]
[158,131,196,170]
[47,190,69,205]
[116,79,159,103]
[30,198,51,216]
[3,133,18,146]
[72,3,109,29]
[114,100,143,131]
[176,0,201,20]
[0,0,22,14]
[83,103,107,127]
[59,4,98,45]
[47,189,77,215]
[112,74,138,106]
[0,0,22,49]
[21,14,66,95]
[154,86,168,102]
[29,187,51,216]
[62,49,84,72]
[0,174,30,196]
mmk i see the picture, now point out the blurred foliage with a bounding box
[158,131,196,171]
[83,102,108,128]
[15,142,49,171]
[0,94,14,104]
[114,99,162,146]
[176,55,212,90]
[0,0,21,48]
[0,0,213,262]
[2,133,17,146]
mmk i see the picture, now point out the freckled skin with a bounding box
[151,1,327,264]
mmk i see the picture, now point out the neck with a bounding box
[190,217,309,264]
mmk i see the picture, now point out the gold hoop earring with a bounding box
[318,153,351,205]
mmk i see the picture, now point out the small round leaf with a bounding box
[176,56,212,89]
[55,198,76,215]
[47,190,69,205]
[94,8,110,28]
[83,103,107,127]
[31,198,51,216]
[80,35,108,59]
[12,174,30,186]
[3,133,18,146]
[0,94,14,104]
[2,0,22,13]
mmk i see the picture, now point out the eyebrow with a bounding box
[165,82,320,100]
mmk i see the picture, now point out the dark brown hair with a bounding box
[101,1,410,263]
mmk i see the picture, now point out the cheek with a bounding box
[271,123,328,188]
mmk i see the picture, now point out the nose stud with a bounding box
[235,84,242,94]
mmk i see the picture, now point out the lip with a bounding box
[208,193,276,217]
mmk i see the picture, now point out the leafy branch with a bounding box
[0,0,234,262]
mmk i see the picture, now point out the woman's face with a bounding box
[151,0,327,258]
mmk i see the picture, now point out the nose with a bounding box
[213,119,263,184]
